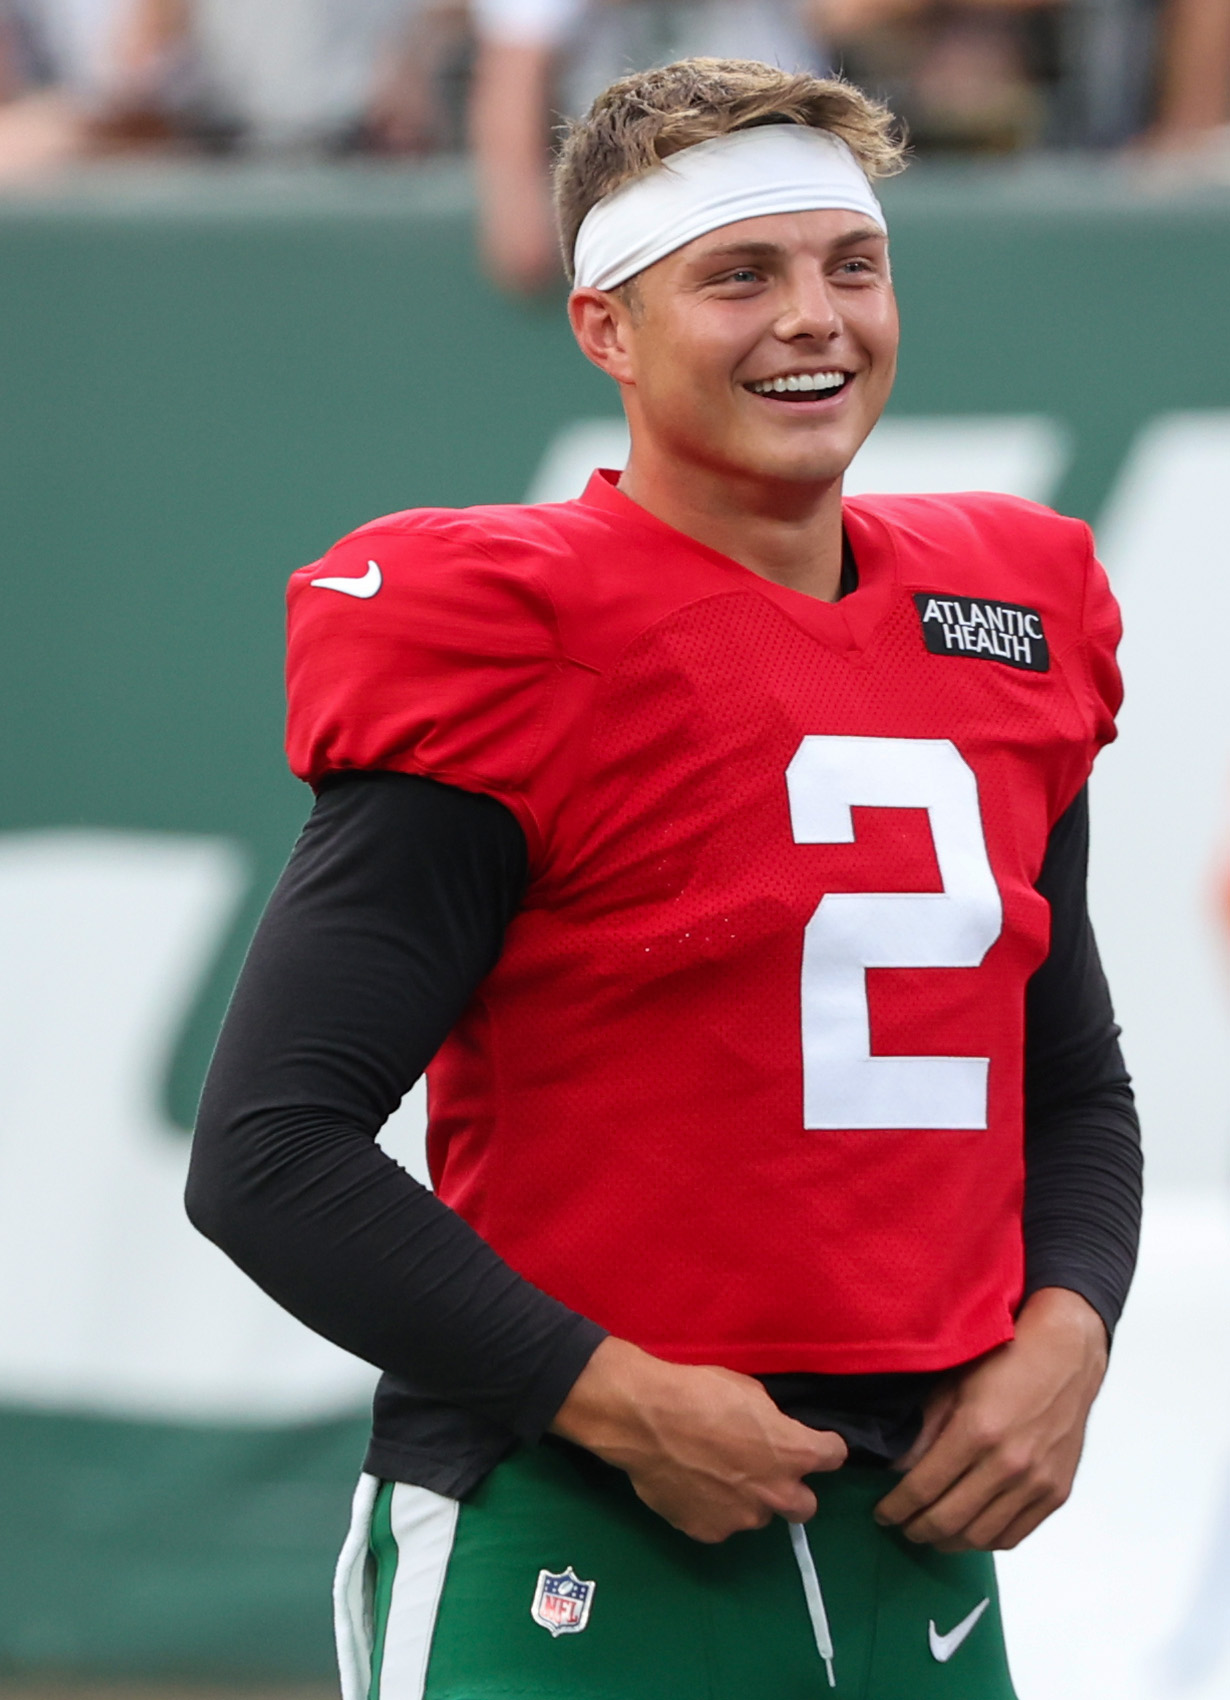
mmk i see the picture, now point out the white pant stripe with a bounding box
[334,1473,380,1700]
[333,1475,459,1700]
[379,1483,460,1700]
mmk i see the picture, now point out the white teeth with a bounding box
[750,372,847,395]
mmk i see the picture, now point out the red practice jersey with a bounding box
[286,471,1122,1377]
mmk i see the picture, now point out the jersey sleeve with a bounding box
[285,518,564,858]
[1077,525,1123,761]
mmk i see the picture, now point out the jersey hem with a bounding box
[363,1436,515,1499]
[640,1327,1016,1376]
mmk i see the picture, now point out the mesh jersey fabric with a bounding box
[286,470,1122,1377]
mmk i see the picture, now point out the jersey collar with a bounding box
[576,468,902,657]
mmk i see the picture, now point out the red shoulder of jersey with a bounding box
[286,486,744,856]
[847,489,1122,772]
[286,505,580,857]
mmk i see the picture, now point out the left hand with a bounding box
[873,1287,1109,1552]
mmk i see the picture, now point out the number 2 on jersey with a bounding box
[785,736,1003,1130]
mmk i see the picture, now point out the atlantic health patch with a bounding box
[914,594,1049,673]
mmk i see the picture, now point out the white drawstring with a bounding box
[789,1521,836,1688]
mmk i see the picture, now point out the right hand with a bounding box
[550,1336,847,1543]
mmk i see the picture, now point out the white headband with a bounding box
[572,124,886,292]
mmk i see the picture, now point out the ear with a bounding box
[568,287,638,387]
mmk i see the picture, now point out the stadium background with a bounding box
[1,101,1230,1700]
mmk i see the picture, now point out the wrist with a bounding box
[550,1335,665,1460]
[1018,1285,1109,1358]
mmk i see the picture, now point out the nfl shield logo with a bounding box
[530,1565,595,1636]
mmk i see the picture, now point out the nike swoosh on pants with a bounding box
[929,1596,991,1662]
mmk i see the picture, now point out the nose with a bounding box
[773,262,842,343]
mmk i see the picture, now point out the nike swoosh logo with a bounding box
[929,1597,990,1663]
[310,560,382,599]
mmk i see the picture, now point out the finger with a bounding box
[874,1424,983,1527]
[902,1433,1076,1549]
[988,1489,1066,1552]
[894,1454,1027,1546]
[893,1385,958,1472]
[765,1480,819,1524]
[932,1488,1053,1554]
[767,1414,848,1474]
[802,1428,849,1473]
[684,1512,768,1544]
[928,1482,1039,1552]
[639,1484,773,1544]
[904,1431,1071,1550]
[963,1474,1064,1550]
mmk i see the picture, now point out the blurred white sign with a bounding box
[1088,413,1230,1191]
[0,832,392,1421]
[525,413,1069,505]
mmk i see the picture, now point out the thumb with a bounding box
[804,1425,849,1473]
[774,1413,848,1473]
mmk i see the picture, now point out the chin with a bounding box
[685,424,858,488]
[750,450,854,486]
[732,429,863,487]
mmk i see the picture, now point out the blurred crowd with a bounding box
[0,0,1226,289]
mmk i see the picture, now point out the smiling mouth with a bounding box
[745,371,851,402]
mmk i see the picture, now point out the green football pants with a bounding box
[335,1439,1018,1700]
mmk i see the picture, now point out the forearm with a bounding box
[188,1100,603,1437]
[1021,785,1143,1339]
[186,771,605,1439]
[470,40,553,193]
[1022,1079,1141,1338]
[468,38,559,289]
[1155,0,1230,136]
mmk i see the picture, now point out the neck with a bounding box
[617,450,846,601]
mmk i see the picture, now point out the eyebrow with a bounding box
[828,225,887,249]
[694,226,887,263]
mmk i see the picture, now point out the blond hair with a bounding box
[554,59,906,282]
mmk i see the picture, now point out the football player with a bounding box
[187,58,1142,1700]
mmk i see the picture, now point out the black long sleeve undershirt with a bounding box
[188,773,604,1468]
[188,771,1141,1494]
[1021,791,1141,1330]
